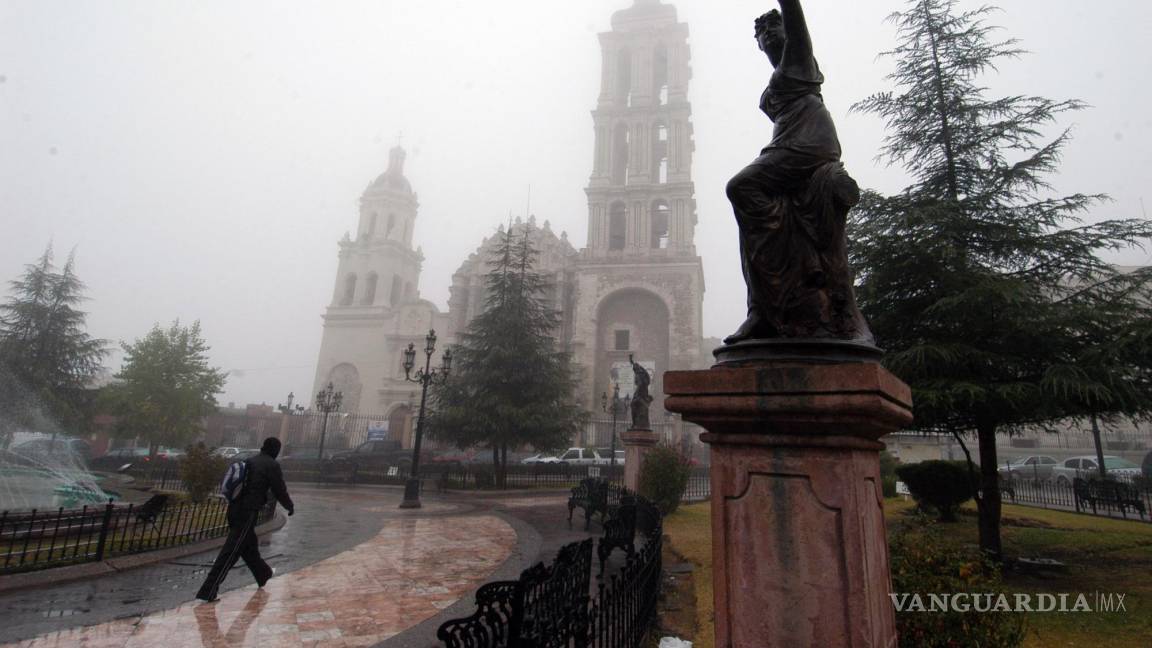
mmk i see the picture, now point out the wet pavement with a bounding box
[0,486,597,647]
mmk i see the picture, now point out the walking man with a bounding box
[196,437,295,602]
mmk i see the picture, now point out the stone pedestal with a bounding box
[664,361,912,648]
[620,428,659,492]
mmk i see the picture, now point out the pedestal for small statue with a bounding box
[664,359,911,648]
[621,428,659,492]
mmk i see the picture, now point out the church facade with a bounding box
[312,0,708,447]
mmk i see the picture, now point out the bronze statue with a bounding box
[724,0,873,347]
[628,354,653,430]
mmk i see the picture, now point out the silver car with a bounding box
[1050,455,1142,486]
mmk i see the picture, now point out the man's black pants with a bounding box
[195,505,271,601]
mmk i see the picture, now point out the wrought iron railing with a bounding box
[0,498,275,573]
[437,495,663,648]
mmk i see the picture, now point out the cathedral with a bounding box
[311,0,711,448]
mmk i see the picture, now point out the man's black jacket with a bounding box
[236,451,294,513]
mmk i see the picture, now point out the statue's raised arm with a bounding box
[718,2,877,358]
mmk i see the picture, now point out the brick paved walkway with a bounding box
[0,485,612,648]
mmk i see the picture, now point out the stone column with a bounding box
[621,428,659,492]
[664,361,912,648]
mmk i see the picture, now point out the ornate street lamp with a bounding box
[400,328,452,509]
[601,382,631,479]
[315,382,343,461]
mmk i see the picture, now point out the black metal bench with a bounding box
[597,494,637,574]
[568,477,607,530]
[568,478,631,530]
[135,494,169,532]
[1073,478,1146,519]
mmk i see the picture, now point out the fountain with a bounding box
[0,444,116,512]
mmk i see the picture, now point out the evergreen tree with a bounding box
[0,245,107,446]
[850,0,1152,559]
[429,224,587,487]
[103,320,227,454]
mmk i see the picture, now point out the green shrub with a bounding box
[638,445,691,514]
[180,443,228,503]
[880,451,899,498]
[890,517,1025,647]
[895,460,976,522]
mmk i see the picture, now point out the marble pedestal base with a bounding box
[664,361,912,648]
[620,428,659,492]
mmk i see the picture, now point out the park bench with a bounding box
[568,478,631,530]
[1073,478,1146,520]
[597,494,637,574]
[134,494,169,533]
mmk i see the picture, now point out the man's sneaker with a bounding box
[258,567,276,588]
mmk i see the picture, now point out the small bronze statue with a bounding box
[628,354,653,430]
[723,0,873,347]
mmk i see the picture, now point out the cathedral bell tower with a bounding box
[571,0,705,418]
[313,145,427,415]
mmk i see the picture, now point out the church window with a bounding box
[615,329,630,351]
[362,273,378,305]
[341,274,357,306]
[367,213,378,238]
[609,203,627,250]
[617,48,632,107]
[653,124,669,184]
[654,44,669,106]
[651,201,670,249]
[612,123,630,186]
[390,275,402,307]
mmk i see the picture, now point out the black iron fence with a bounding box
[0,498,274,574]
[682,467,711,503]
[437,496,663,648]
[1001,476,1150,521]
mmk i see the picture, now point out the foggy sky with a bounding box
[2,0,1150,409]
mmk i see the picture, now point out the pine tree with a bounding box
[0,245,107,446]
[850,0,1152,559]
[429,224,587,487]
[103,321,227,454]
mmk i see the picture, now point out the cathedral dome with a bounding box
[365,145,413,196]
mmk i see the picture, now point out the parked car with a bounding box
[521,453,564,465]
[11,437,92,465]
[281,447,336,462]
[555,447,625,466]
[155,447,186,461]
[212,446,244,459]
[998,455,1058,481]
[330,440,430,470]
[90,446,152,471]
[1050,455,1142,486]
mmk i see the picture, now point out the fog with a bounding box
[2,0,1150,408]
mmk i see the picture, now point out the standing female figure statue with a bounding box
[724,0,872,347]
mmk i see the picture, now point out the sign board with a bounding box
[609,360,656,399]
[366,421,389,442]
[588,466,601,478]
[387,466,399,477]
[895,481,910,497]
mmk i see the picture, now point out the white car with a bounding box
[1050,455,1142,486]
[212,447,244,458]
[998,455,1058,481]
[521,453,563,465]
[556,447,626,466]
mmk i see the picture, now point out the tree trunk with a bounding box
[499,444,508,489]
[1090,414,1108,480]
[491,444,499,488]
[975,420,1003,561]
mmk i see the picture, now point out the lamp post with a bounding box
[315,382,343,461]
[601,382,631,479]
[400,328,452,509]
[277,392,306,447]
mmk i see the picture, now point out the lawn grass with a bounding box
[662,498,1152,647]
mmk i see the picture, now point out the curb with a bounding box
[0,511,287,595]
